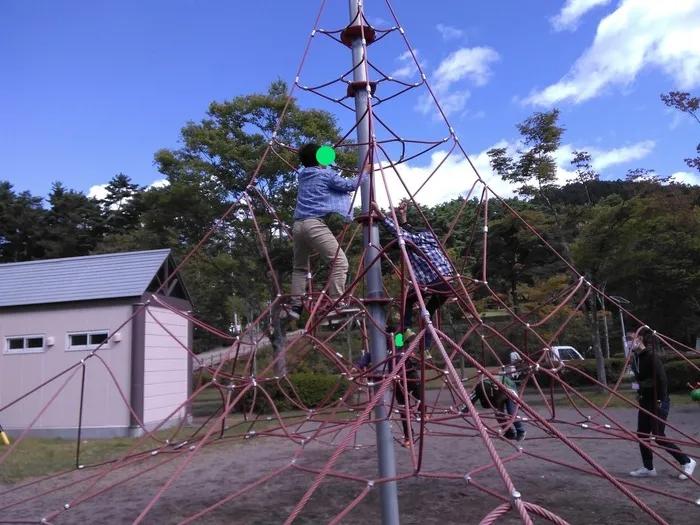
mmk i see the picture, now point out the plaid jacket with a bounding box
[381,218,453,285]
[294,166,365,223]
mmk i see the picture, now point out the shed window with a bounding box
[5,335,46,354]
[67,331,110,351]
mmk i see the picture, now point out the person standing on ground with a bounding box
[627,330,696,479]
[352,321,422,448]
[371,200,454,355]
[287,144,370,321]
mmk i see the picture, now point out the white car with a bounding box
[505,345,584,379]
[550,345,585,361]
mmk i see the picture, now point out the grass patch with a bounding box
[0,429,179,485]
[0,405,359,485]
[526,390,696,409]
[573,392,696,409]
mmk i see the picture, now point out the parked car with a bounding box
[550,345,585,361]
[504,345,584,380]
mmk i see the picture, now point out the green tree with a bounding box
[570,150,599,206]
[0,182,46,262]
[101,174,143,236]
[487,110,607,386]
[661,91,700,172]
[487,110,565,217]
[573,189,700,344]
[43,182,104,258]
[141,80,352,362]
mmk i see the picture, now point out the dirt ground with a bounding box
[1,406,699,525]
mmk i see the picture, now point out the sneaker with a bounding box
[679,458,696,480]
[325,301,361,318]
[630,467,657,477]
[516,431,526,443]
[284,305,303,320]
[401,438,411,448]
[403,329,417,343]
[503,429,516,440]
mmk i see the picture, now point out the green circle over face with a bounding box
[394,333,404,348]
[691,388,700,401]
[316,145,336,166]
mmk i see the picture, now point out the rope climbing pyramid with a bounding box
[1,1,699,524]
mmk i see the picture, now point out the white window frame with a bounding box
[4,334,46,355]
[66,330,110,352]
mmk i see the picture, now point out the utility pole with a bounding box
[610,296,631,358]
[346,1,400,523]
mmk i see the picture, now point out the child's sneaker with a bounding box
[283,305,303,320]
[516,430,526,443]
[403,329,417,344]
[630,467,657,477]
[503,429,516,440]
[325,301,361,318]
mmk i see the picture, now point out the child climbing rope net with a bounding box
[0,1,699,524]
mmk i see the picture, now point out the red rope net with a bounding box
[1,1,699,524]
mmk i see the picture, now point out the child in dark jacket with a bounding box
[352,323,422,448]
[463,374,526,442]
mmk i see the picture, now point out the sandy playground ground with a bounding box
[1,406,699,525]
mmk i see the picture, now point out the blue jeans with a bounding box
[497,399,524,433]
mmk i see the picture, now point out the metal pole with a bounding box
[347,2,400,523]
[619,309,628,358]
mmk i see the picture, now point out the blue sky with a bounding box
[2,0,699,205]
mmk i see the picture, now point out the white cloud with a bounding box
[525,0,700,107]
[670,171,700,185]
[391,50,425,79]
[433,47,500,89]
[373,141,577,209]
[88,184,108,200]
[436,24,464,41]
[149,178,169,189]
[550,0,612,32]
[87,178,169,205]
[418,46,500,116]
[589,140,655,170]
[372,138,662,209]
[556,140,654,173]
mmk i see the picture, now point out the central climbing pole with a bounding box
[345,1,401,523]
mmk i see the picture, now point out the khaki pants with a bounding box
[291,218,349,305]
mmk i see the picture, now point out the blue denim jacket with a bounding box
[293,166,365,223]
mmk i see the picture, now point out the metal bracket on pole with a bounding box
[347,1,400,523]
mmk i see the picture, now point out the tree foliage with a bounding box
[3,87,700,362]
[661,91,700,172]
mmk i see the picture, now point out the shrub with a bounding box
[239,373,349,415]
[534,358,627,388]
[665,359,700,393]
[533,357,700,393]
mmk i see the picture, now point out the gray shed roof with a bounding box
[0,249,187,308]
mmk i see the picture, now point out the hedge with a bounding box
[534,358,700,392]
[193,372,349,415]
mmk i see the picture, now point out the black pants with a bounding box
[394,368,421,440]
[404,278,452,350]
[638,399,689,470]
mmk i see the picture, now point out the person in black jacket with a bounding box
[352,322,422,448]
[627,331,696,479]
